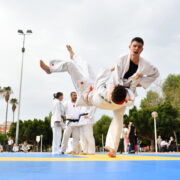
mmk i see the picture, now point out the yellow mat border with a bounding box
[0,155,180,161]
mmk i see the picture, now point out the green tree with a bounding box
[3,86,13,134]
[93,115,112,147]
[10,98,18,123]
[162,74,180,116]
[124,103,179,150]
[8,115,52,150]
[0,133,8,145]
[124,106,155,145]
[0,86,4,96]
[140,90,163,109]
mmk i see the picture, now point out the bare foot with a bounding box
[67,152,73,155]
[66,45,75,59]
[108,151,116,158]
[71,151,79,155]
[105,146,116,158]
[40,60,51,74]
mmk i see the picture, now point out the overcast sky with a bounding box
[0,0,180,123]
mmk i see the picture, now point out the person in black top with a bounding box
[123,60,139,80]
[128,122,136,153]
[169,136,175,152]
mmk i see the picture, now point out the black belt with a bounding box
[67,119,79,122]
[79,113,88,119]
[66,113,88,125]
[66,119,79,126]
[99,94,112,104]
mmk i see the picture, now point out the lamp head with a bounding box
[26,30,32,34]
[151,111,158,118]
[18,29,24,34]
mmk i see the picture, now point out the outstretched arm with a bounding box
[136,65,159,89]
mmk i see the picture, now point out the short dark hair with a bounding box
[131,37,144,45]
[70,91,77,96]
[53,92,63,99]
[111,85,127,104]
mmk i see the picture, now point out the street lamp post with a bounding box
[102,134,104,152]
[15,29,32,144]
[151,111,158,153]
[40,135,43,152]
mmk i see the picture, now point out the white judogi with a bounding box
[114,54,160,92]
[105,54,159,151]
[51,98,65,154]
[66,138,73,154]
[79,106,96,154]
[49,54,159,152]
[49,58,134,109]
[61,100,81,154]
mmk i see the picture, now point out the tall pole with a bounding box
[15,34,26,144]
[154,117,157,153]
[4,101,9,134]
[152,111,158,153]
[15,30,32,144]
[102,134,104,152]
[41,135,43,152]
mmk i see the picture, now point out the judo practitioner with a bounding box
[113,37,159,91]
[79,106,96,155]
[51,92,65,154]
[40,37,159,157]
[105,37,159,156]
[61,92,81,154]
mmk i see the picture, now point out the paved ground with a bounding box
[0,152,179,180]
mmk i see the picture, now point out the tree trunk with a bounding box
[173,130,179,152]
[4,101,9,134]
[13,111,15,123]
[150,139,155,152]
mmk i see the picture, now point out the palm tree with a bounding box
[0,86,4,97]
[3,86,13,134]
[10,98,18,123]
[0,87,4,123]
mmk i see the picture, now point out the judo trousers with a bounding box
[52,125,62,154]
[61,125,80,154]
[105,107,126,151]
[80,124,95,154]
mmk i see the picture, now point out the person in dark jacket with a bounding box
[128,122,136,153]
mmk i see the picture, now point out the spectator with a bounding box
[123,124,129,154]
[128,122,136,154]
[21,141,30,153]
[157,135,162,152]
[168,136,175,152]
[134,134,138,153]
[160,140,168,152]
[7,137,14,152]
[119,136,124,154]
[12,144,19,152]
[0,143,3,152]
[119,124,128,154]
